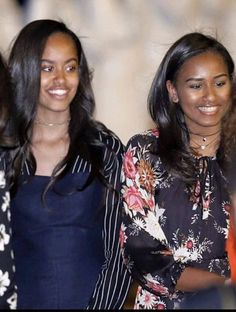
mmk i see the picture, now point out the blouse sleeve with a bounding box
[87,134,132,309]
[120,131,185,297]
[0,157,17,309]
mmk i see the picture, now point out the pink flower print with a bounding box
[156,303,166,310]
[145,196,155,212]
[139,289,158,309]
[146,281,169,296]
[123,186,145,215]
[194,181,201,196]
[186,240,193,249]
[119,224,127,249]
[202,194,211,219]
[123,149,137,179]
[223,202,231,214]
[190,181,201,204]
[144,293,152,305]
[202,195,210,210]
[151,128,159,137]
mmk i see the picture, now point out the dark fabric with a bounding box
[0,157,17,309]
[120,129,230,309]
[12,174,105,309]
[11,131,132,309]
[180,285,236,309]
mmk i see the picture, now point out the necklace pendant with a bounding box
[203,137,207,142]
[201,145,206,150]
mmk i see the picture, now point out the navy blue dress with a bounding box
[11,131,131,309]
[180,284,236,309]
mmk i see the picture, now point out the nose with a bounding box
[53,69,65,84]
[203,85,216,102]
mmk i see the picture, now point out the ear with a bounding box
[166,80,179,103]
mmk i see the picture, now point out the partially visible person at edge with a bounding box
[225,112,236,284]
[119,32,236,309]
[0,53,17,309]
[181,142,236,309]
[7,19,131,309]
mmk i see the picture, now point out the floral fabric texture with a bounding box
[0,158,17,309]
[120,129,230,309]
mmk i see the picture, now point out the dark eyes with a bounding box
[41,64,78,73]
[189,81,227,89]
[215,81,226,87]
[65,65,78,72]
[41,65,53,72]
[189,84,201,89]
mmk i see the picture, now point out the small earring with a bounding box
[172,97,178,103]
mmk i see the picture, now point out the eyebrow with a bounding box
[41,58,78,63]
[185,73,228,82]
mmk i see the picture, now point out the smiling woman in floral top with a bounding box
[120,32,236,309]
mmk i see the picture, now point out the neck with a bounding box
[188,128,221,140]
[35,118,70,127]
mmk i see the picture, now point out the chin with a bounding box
[198,120,221,128]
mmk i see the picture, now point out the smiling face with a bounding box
[166,51,233,135]
[38,32,79,119]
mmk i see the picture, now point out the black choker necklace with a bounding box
[35,118,70,127]
[188,129,221,142]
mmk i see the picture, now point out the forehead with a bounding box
[42,32,78,59]
[177,51,228,79]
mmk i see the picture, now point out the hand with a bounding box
[224,278,232,285]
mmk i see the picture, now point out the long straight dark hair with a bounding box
[0,53,17,150]
[0,52,18,183]
[8,19,117,197]
[148,32,236,185]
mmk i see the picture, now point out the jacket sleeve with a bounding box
[120,132,185,297]
[87,134,132,309]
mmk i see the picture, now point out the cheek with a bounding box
[220,89,232,104]
[71,76,79,92]
[178,91,198,110]
[39,77,50,103]
[219,91,232,115]
[40,75,50,91]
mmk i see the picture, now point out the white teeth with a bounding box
[49,89,67,95]
[198,106,217,112]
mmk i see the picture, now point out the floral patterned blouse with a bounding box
[120,129,230,309]
[0,156,17,309]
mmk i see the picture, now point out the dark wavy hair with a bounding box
[8,19,116,197]
[148,32,236,184]
[0,53,17,155]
